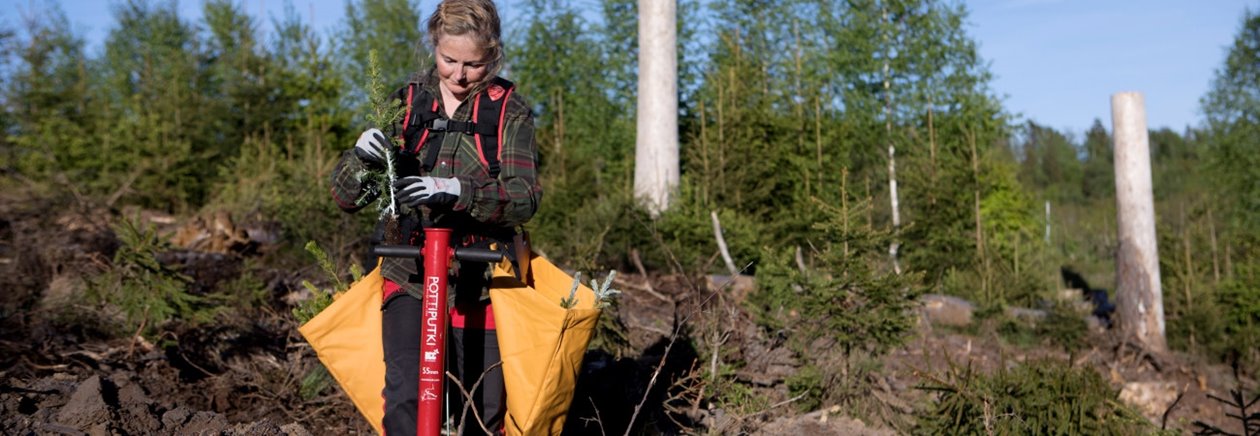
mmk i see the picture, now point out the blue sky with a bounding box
[6,0,1253,136]
[967,0,1252,135]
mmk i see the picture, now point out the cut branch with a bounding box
[710,211,739,277]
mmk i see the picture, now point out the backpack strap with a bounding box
[400,78,515,178]
[473,77,514,178]
[400,84,440,158]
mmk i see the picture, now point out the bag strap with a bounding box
[456,227,531,284]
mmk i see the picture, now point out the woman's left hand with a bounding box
[394,176,462,207]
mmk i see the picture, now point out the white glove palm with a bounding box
[354,128,390,166]
[394,176,461,207]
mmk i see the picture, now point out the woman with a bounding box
[329,0,541,433]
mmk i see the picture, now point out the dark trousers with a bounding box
[382,295,505,436]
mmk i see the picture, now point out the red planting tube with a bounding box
[417,227,451,436]
[370,232,504,436]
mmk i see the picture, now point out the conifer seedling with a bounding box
[356,49,406,222]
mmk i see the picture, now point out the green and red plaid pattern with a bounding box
[330,69,541,302]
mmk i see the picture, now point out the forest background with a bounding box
[2,0,1259,432]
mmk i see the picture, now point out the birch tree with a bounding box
[634,0,679,215]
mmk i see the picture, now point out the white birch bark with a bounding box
[635,0,679,216]
[1111,92,1166,352]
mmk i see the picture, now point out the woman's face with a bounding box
[435,33,491,100]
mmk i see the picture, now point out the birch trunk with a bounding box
[1111,92,1167,352]
[634,0,679,216]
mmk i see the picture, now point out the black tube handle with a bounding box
[370,245,504,263]
[371,245,422,259]
[454,247,504,263]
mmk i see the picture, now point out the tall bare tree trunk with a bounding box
[815,97,824,190]
[1208,206,1220,283]
[1045,201,1051,243]
[635,0,679,216]
[1111,92,1167,352]
[794,20,808,197]
[882,4,902,274]
[967,126,987,299]
[842,168,851,261]
[1181,204,1193,310]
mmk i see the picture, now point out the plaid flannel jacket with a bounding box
[329,70,541,303]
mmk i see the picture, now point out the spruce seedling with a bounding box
[291,240,365,324]
[293,241,343,324]
[1193,384,1260,435]
[87,217,208,339]
[560,270,621,309]
[590,270,621,309]
[561,271,582,309]
[308,240,345,291]
[357,49,406,219]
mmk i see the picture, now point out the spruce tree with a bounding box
[510,0,639,267]
[1080,118,1114,201]
[1200,7,1260,371]
[98,0,211,209]
[339,0,424,118]
[5,4,94,183]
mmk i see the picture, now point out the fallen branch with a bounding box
[662,360,708,429]
[768,391,809,411]
[106,166,143,208]
[623,261,753,436]
[711,211,739,277]
[637,216,703,293]
[1160,384,1187,431]
[445,360,504,436]
[634,323,673,338]
[623,319,687,436]
[629,249,670,303]
[579,397,608,436]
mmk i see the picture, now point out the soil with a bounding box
[1,187,1255,435]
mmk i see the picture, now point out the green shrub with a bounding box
[997,303,1088,352]
[530,178,768,276]
[995,317,1038,348]
[917,359,1154,435]
[1167,296,1225,356]
[1213,273,1260,373]
[87,218,219,338]
[210,134,375,259]
[292,241,363,324]
[529,186,648,273]
[785,364,825,412]
[653,196,769,275]
[218,259,269,309]
[299,364,334,400]
[746,195,921,426]
[713,379,769,415]
[1037,304,1089,351]
[1166,263,1260,376]
[748,197,921,359]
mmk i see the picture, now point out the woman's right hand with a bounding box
[354,128,390,167]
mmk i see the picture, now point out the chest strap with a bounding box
[398,77,514,178]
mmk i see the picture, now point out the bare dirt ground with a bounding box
[1,188,1255,435]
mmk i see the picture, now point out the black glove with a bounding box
[394,176,461,207]
[354,128,390,167]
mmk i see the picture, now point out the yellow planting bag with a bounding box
[297,253,599,436]
[297,266,386,436]
[490,253,601,436]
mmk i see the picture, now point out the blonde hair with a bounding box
[427,0,504,80]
